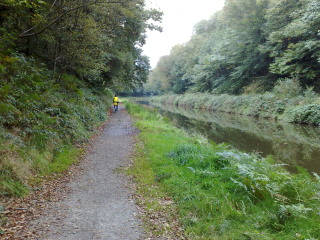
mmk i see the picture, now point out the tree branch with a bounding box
[19,0,126,38]
[19,0,59,37]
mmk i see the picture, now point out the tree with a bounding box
[146,0,320,94]
[0,0,162,90]
[145,55,172,94]
[266,0,320,89]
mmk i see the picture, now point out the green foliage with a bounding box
[128,102,320,239]
[0,166,29,197]
[151,102,320,172]
[150,86,320,125]
[45,147,80,174]
[273,77,302,98]
[126,101,160,121]
[147,0,320,95]
[1,0,162,90]
[0,0,162,199]
[285,104,320,125]
[0,54,112,197]
[267,0,320,88]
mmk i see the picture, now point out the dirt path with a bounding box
[30,105,144,239]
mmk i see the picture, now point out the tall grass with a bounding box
[150,78,320,126]
[127,101,320,239]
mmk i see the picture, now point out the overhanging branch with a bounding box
[19,0,126,38]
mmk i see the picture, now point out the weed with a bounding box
[0,54,112,197]
[46,147,80,174]
[127,102,320,239]
[151,81,320,125]
[0,166,29,197]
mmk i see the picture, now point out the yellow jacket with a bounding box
[113,96,119,105]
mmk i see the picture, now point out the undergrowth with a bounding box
[150,78,320,126]
[0,54,112,198]
[127,101,320,240]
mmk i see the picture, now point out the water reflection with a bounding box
[150,102,320,174]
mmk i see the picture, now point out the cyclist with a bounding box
[113,95,119,112]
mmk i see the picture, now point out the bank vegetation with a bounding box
[151,78,320,125]
[127,102,320,239]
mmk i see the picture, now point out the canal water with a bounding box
[144,101,320,174]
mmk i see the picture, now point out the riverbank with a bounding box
[149,103,320,174]
[150,83,320,126]
[126,101,320,239]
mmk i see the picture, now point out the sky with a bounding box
[143,0,225,68]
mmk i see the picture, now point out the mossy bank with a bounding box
[126,101,320,239]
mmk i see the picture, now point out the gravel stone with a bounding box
[30,106,144,240]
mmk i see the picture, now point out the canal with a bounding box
[144,101,320,174]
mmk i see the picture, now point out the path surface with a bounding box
[30,106,144,240]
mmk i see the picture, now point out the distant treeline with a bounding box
[146,0,320,95]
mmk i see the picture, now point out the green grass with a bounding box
[0,146,81,197]
[45,146,81,174]
[126,101,320,240]
[0,178,29,197]
[0,54,112,198]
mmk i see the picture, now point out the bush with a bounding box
[285,104,320,125]
[150,80,320,125]
[0,54,111,197]
[273,78,302,99]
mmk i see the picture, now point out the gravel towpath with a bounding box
[30,105,144,240]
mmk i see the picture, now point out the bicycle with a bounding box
[114,102,119,112]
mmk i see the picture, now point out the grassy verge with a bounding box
[0,94,109,198]
[126,101,320,239]
[0,54,113,198]
[150,79,320,126]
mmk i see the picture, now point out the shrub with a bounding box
[273,77,302,99]
[0,54,111,197]
[150,81,320,125]
[285,104,320,125]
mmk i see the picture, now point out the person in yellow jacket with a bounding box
[113,95,119,112]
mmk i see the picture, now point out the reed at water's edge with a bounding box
[150,79,320,126]
[126,101,320,239]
